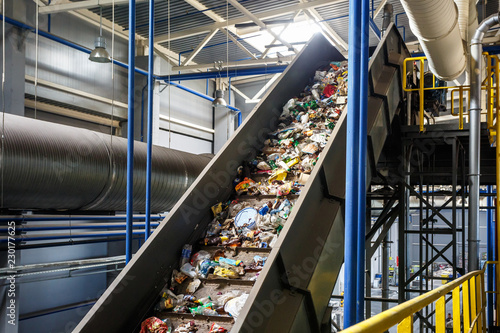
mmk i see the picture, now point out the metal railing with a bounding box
[341,263,495,333]
[402,56,498,135]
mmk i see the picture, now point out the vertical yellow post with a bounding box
[482,273,487,333]
[398,316,413,333]
[436,296,445,333]
[487,55,493,130]
[419,59,425,132]
[459,86,464,130]
[464,280,471,331]
[476,275,482,332]
[497,76,500,325]
[471,277,478,333]
[453,286,461,333]
[496,57,499,120]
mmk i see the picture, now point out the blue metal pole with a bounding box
[126,0,136,264]
[487,185,494,328]
[344,0,362,328]
[0,223,160,232]
[237,112,242,127]
[356,0,369,323]
[140,84,147,141]
[158,65,287,81]
[166,81,240,112]
[145,0,154,241]
[3,230,153,243]
[228,77,231,106]
[0,216,163,222]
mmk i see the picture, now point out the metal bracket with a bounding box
[276,253,321,333]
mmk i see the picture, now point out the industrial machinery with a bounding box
[75,24,409,332]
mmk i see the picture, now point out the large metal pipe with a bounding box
[344,0,361,328]
[145,0,155,241]
[381,3,393,37]
[356,0,369,323]
[469,13,500,271]
[400,0,467,81]
[0,113,211,212]
[487,185,494,328]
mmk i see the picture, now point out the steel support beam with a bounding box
[39,0,148,14]
[227,0,297,53]
[299,0,348,51]
[172,55,293,71]
[344,0,362,327]
[221,28,257,60]
[181,29,219,66]
[154,0,347,43]
[125,0,136,264]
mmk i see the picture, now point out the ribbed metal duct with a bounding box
[400,0,467,81]
[0,113,211,212]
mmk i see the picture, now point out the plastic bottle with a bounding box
[180,244,192,267]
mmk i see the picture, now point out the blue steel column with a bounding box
[356,0,369,323]
[487,185,494,327]
[344,0,362,328]
[126,0,136,263]
[145,0,154,241]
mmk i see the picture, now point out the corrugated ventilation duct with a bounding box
[400,0,467,81]
[0,113,211,212]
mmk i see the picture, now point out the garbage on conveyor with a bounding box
[140,317,172,333]
[145,60,348,332]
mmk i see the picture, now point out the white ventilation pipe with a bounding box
[455,0,478,84]
[455,0,478,43]
[400,0,466,81]
[468,0,479,42]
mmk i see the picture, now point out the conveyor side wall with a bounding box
[74,32,345,333]
[75,24,408,332]
[233,24,409,332]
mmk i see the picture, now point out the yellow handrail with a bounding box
[402,55,499,134]
[341,263,495,333]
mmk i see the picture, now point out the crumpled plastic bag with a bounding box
[140,317,172,333]
[213,290,244,307]
[224,293,249,319]
[282,98,295,116]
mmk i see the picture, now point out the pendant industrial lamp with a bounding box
[212,89,227,108]
[89,6,112,63]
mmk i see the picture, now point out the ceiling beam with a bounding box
[183,0,265,54]
[299,0,348,51]
[231,75,270,85]
[251,73,281,100]
[227,0,297,53]
[181,29,219,66]
[182,0,225,23]
[230,85,252,101]
[172,55,294,71]
[221,28,258,60]
[373,0,388,19]
[261,11,302,59]
[39,0,148,14]
[154,0,347,43]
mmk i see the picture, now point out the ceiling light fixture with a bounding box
[212,89,227,108]
[89,6,111,63]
